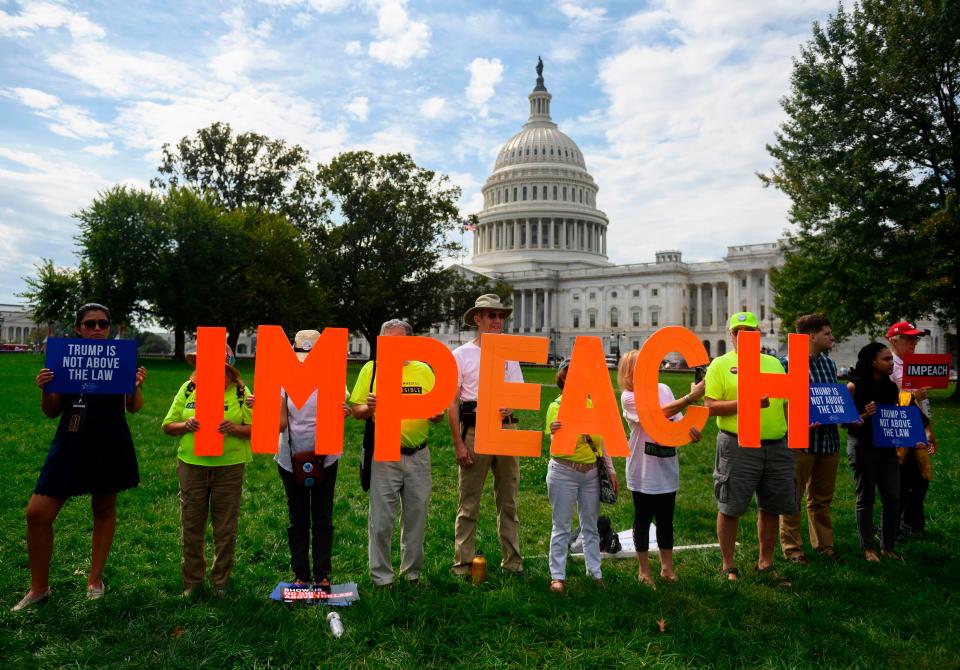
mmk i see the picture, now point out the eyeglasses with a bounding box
[81,319,111,329]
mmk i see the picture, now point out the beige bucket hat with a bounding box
[293,329,322,362]
[462,294,513,328]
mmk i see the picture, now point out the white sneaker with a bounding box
[12,589,51,612]
[86,582,105,600]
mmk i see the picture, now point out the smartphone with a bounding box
[694,365,707,384]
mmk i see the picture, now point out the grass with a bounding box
[0,353,958,669]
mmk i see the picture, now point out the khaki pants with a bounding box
[368,447,432,586]
[177,460,245,589]
[453,425,522,575]
[779,450,839,557]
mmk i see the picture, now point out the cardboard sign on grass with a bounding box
[871,405,926,448]
[44,337,137,395]
[809,384,859,425]
[902,354,953,390]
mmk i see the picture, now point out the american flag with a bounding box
[461,220,477,232]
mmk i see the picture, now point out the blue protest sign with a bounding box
[809,383,859,425]
[871,405,926,448]
[44,338,138,395]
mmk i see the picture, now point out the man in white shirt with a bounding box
[448,294,524,577]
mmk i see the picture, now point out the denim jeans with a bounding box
[546,459,601,580]
[278,460,338,582]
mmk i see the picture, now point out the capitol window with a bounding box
[632,311,640,327]
[632,289,639,297]
[589,291,596,299]
[522,186,527,200]
[610,308,619,328]
[553,185,558,199]
[572,314,580,328]
[651,311,659,327]
[573,294,580,300]
[652,288,659,297]
[611,291,617,298]
[542,185,547,199]
[513,187,518,201]
[589,313,596,328]
[562,186,567,200]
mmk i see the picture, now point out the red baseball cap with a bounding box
[886,321,925,338]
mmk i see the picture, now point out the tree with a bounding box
[19,260,86,337]
[761,0,960,397]
[75,186,165,334]
[444,269,514,327]
[151,121,324,231]
[314,151,463,356]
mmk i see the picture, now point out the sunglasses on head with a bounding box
[81,319,111,329]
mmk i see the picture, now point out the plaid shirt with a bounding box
[783,352,841,455]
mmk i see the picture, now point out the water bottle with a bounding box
[470,551,487,585]
[326,611,344,638]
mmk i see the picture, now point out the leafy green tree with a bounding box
[444,269,514,327]
[151,121,324,231]
[136,331,172,355]
[314,151,463,356]
[19,259,87,337]
[75,186,165,334]
[761,0,960,396]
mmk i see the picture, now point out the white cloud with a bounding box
[344,40,363,55]
[7,87,110,140]
[465,57,503,117]
[367,0,430,68]
[256,0,351,11]
[590,0,838,262]
[419,96,445,119]
[0,147,112,217]
[9,87,59,109]
[345,95,369,121]
[359,125,418,156]
[83,142,118,157]
[209,8,283,82]
[0,1,104,39]
[557,2,606,24]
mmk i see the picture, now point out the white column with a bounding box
[525,219,531,249]
[519,291,526,332]
[764,269,772,322]
[728,274,737,316]
[712,282,719,330]
[537,219,544,249]
[562,220,568,249]
[602,229,607,255]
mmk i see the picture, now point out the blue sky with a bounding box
[0,0,839,303]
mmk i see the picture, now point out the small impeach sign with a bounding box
[871,404,926,448]
[44,338,138,395]
[902,353,953,390]
[808,383,859,425]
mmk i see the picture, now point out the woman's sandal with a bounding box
[755,564,792,588]
[549,579,565,594]
[721,566,739,581]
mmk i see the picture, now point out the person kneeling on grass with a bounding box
[543,360,619,594]
[618,350,703,588]
[13,303,146,612]
[162,344,251,598]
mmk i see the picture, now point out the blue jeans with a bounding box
[546,459,601,580]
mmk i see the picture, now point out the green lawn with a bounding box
[1,354,958,669]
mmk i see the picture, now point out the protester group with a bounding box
[12,296,939,610]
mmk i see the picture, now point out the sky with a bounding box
[0,0,841,304]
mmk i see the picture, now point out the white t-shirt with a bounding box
[452,339,523,402]
[891,352,931,417]
[621,386,682,494]
[274,388,346,472]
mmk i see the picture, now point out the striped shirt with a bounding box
[783,352,840,455]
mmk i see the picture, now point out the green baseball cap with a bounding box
[728,311,759,331]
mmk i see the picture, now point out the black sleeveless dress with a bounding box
[34,392,140,498]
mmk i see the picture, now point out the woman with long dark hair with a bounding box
[846,342,926,561]
[13,303,146,611]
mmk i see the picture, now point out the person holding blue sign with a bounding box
[846,343,928,562]
[13,303,147,612]
[779,315,842,564]
[162,343,252,597]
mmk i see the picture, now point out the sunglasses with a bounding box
[81,319,111,329]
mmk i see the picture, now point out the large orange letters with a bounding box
[553,337,629,457]
[194,327,227,456]
[250,326,348,455]
[634,326,709,446]
[373,336,457,461]
[474,334,546,457]
[737,331,809,450]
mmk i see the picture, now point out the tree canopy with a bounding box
[762,0,959,375]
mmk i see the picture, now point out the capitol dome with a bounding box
[471,60,610,271]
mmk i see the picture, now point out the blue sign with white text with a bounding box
[808,383,859,425]
[871,404,926,448]
[44,338,138,395]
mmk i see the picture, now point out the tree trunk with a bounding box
[174,326,186,361]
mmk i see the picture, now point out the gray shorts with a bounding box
[713,431,796,517]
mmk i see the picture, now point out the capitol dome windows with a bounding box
[610,308,619,328]
[522,186,527,200]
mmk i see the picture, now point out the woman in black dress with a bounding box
[12,303,146,611]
